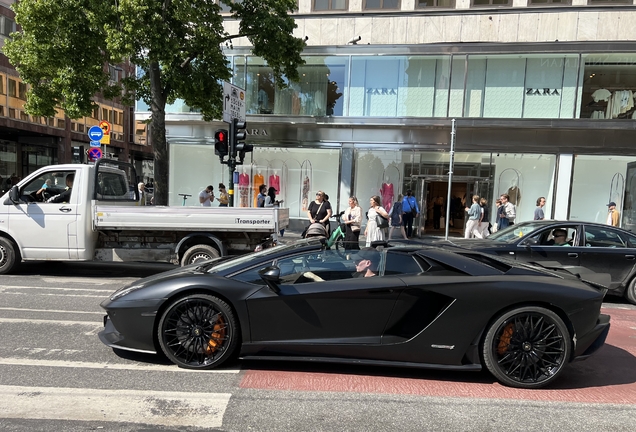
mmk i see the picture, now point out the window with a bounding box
[102,107,108,121]
[19,111,29,121]
[0,76,4,95]
[583,226,629,248]
[96,170,132,200]
[416,0,455,6]
[313,0,347,10]
[8,79,16,98]
[384,252,423,275]
[532,226,578,247]
[57,119,65,129]
[528,0,569,4]
[18,82,27,100]
[0,16,16,37]
[91,106,99,119]
[231,262,274,285]
[363,0,400,9]
[19,171,75,204]
[472,0,511,5]
[587,0,631,3]
[276,250,359,283]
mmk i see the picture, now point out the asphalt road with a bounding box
[0,261,635,431]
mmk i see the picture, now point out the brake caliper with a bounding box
[497,323,515,355]
[205,316,226,355]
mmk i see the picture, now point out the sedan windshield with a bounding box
[488,222,547,243]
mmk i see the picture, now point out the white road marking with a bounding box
[2,292,107,298]
[0,385,231,428]
[0,307,104,315]
[41,276,126,285]
[0,317,102,326]
[0,357,240,373]
[0,285,113,293]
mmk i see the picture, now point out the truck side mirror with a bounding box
[9,186,19,203]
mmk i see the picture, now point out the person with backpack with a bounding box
[402,190,420,238]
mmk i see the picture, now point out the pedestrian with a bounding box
[342,196,362,250]
[217,183,229,207]
[365,195,389,247]
[256,184,267,207]
[199,185,214,207]
[606,201,620,227]
[264,186,283,207]
[493,198,503,232]
[388,194,407,240]
[307,190,332,230]
[479,197,490,238]
[464,195,483,239]
[499,193,516,229]
[534,197,546,220]
[402,190,420,238]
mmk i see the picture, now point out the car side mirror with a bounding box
[9,186,19,203]
[524,238,539,247]
[259,265,281,293]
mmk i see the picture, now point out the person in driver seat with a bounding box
[352,247,381,278]
[551,229,571,247]
[46,173,74,203]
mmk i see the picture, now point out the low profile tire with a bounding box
[625,278,636,305]
[482,306,571,389]
[181,244,220,266]
[158,294,239,369]
[0,237,20,275]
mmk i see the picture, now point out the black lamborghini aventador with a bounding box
[99,240,611,389]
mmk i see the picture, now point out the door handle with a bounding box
[59,207,72,213]
[568,253,578,258]
[626,255,635,260]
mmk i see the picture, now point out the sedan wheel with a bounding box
[626,278,636,305]
[158,294,238,369]
[482,306,570,389]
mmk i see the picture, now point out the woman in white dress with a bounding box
[365,195,389,247]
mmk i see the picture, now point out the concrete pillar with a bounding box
[553,154,573,220]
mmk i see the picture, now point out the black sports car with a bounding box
[99,240,610,389]
[428,220,636,304]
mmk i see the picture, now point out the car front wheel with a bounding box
[482,306,571,389]
[158,294,239,369]
[625,277,636,305]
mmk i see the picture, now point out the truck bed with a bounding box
[94,205,289,233]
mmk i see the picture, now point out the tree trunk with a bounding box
[148,60,168,206]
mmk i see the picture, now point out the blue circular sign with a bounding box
[88,125,104,141]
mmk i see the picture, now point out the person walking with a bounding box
[256,184,267,207]
[199,185,214,207]
[464,195,483,239]
[479,197,490,238]
[388,194,407,240]
[606,201,620,227]
[534,197,546,220]
[402,190,420,238]
[365,195,389,247]
[217,183,229,207]
[307,190,332,230]
[342,196,362,250]
[500,194,516,228]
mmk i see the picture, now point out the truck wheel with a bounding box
[0,237,19,275]
[181,244,220,266]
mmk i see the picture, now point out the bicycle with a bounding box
[178,193,192,206]
[326,211,348,255]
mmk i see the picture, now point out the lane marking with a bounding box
[0,285,113,293]
[0,317,102,326]
[2,292,107,299]
[42,276,127,285]
[0,307,104,315]
[0,385,231,428]
[0,357,240,373]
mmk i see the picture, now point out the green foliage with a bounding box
[4,0,304,121]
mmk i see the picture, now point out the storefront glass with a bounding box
[245,56,349,116]
[569,155,636,226]
[21,144,56,176]
[0,140,17,194]
[579,53,636,120]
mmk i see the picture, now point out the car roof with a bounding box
[512,220,635,234]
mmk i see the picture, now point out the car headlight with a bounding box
[110,284,144,301]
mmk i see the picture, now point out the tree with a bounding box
[4,0,305,205]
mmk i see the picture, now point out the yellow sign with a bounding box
[100,133,110,145]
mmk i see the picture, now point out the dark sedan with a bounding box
[433,220,636,304]
[99,239,610,389]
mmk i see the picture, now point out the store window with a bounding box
[21,145,57,176]
[0,141,18,194]
[579,53,636,120]
[416,0,455,7]
[245,56,348,116]
[528,0,569,4]
[363,0,400,9]
[313,0,348,10]
[349,56,451,117]
[472,0,511,5]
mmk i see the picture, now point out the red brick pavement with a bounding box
[240,307,636,404]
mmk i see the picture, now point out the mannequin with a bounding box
[269,169,281,195]
[239,166,250,207]
[380,175,394,212]
[253,169,265,207]
[302,175,310,211]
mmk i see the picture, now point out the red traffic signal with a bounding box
[214,129,229,158]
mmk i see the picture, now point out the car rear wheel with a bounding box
[625,277,636,305]
[181,244,220,266]
[482,306,571,389]
[0,237,20,275]
[158,294,239,369]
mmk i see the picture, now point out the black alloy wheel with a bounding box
[482,306,571,389]
[158,294,238,369]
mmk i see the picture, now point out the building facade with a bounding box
[0,1,153,194]
[140,1,636,233]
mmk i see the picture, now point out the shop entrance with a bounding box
[410,175,491,237]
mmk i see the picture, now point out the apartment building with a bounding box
[0,1,153,193]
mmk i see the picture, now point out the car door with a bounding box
[246,249,405,344]
[513,224,582,268]
[579,225,636,290]
[6,169,79,260]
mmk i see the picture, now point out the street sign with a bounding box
[88,147,103,159]
[99,120,111,135]
[88,125,104,141]
[90,140,101,148]
[100,134,111,145]
[222,81,246,124]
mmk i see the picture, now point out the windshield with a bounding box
[206,240,320,274]
[488,222,546,243]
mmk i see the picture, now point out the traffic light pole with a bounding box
[228,120,236,207]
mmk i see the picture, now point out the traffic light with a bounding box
[214,129,228,162]
[230,119,252,164]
